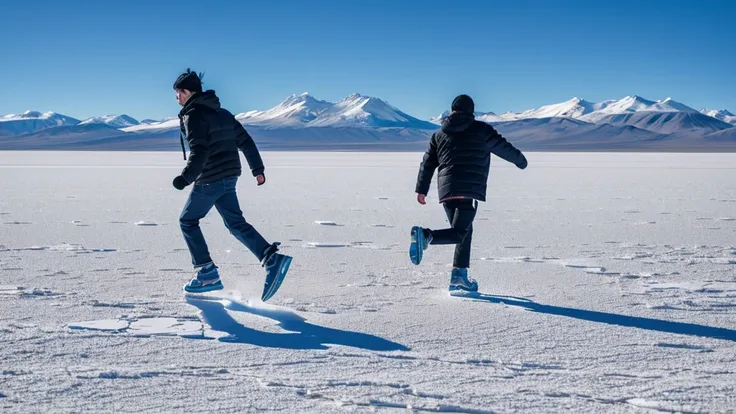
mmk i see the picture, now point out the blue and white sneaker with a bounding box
[410,226,432,265]
[184,264,223,293]
[261,243,292,302]
[449,268,478,292]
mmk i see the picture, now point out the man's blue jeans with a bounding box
[180,176,270,268]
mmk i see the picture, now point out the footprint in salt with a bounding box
[315,221,341,226]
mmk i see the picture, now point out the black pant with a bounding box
[180,176,271,268]
[429,199,477,268]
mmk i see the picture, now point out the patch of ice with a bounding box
[626,398,696,413]
[128,317,203,337]
[68,319,129,332]
[305,242,349,248]
[0,285,24,295]
[18,246,48,251]
[68,316,204,338]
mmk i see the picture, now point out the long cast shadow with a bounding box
[186,296,410,351]
[454,292,736,342]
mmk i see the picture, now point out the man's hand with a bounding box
[172,175,190,190]
[417,193,427,205]
[256,174,266,186]
[517,158,528,170]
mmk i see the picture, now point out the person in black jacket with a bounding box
[172,69,291,301]
[410,94,527,293]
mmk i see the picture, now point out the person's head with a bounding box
[451,94,475,114]
[173,68,204,106]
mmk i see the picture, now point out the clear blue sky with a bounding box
[2,0,734,121]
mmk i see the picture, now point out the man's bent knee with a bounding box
[180,217,199,229]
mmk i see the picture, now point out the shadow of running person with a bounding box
[450,291,736,342]
[186,295,410,351]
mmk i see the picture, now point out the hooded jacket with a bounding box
[178,90,264,184]
[415,112,527,202]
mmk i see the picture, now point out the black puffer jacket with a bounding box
[178,90,264,184]
[415,112,527,202]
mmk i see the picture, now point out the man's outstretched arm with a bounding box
[486,124,527,169]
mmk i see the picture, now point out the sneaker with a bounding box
[449,268,478,292]
[410,226,432,265]
[261,243,292,302]
[184,264,223,293]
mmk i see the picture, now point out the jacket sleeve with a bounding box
[180,111,210,183]
[233,117,264,176]
[486,124,527,169]
[415,133,439,194]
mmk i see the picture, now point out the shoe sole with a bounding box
[409,226,424,265]
[449,284,478,293]
[262,255,292,302]
[449,289,480,298]
[183,281,224,293]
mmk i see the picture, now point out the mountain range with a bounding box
[0,94,734,151]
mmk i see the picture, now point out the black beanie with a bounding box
[451,94,474,114]
[173,69,203,93]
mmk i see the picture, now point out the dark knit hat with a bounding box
[451,94,474,114]
[173,68,204,93]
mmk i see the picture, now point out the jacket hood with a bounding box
[180,89,221,115]
[441,111,475,133]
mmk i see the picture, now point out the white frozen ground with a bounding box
[1,151,735,413]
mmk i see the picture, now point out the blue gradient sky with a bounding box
[2,0,734,121]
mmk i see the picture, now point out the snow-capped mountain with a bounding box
[236,93,333,126]
[304,93,436,129]
[0,111,80,136]
[579,96,697,123]
[430,96,702,125]
[514,97,610,120]
[79,114,139,128]
[430,111,508,125]
[236,93,437,130]
[593,111,733,135]
[492,117,665,148]
[122,118,179,132]
[700,108,736,125]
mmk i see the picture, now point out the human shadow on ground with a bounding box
[186,296,410,351]
[453,292,736,342]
